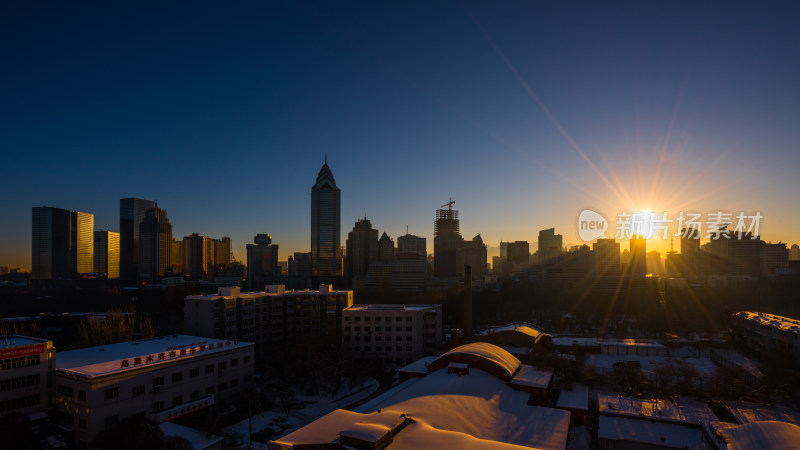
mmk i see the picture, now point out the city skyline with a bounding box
[3,2,800,268]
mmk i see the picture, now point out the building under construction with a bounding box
[434,199,463,278]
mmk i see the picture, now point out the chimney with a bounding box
[464,265,472,338]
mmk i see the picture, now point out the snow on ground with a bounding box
[585,354,718,377]
[225,378,379,448]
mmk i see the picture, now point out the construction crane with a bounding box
[441,198,455,211]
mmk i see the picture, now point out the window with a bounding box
[396,336,402,341]
[396,317,402,322]
[79,418,86,429]
[375,346,382,351]
[406,346,412,351]
[231,379,239,388]
[365,326,371,332]
[344,336,351,342]
[244,356,251,364]
[244,375,252,383]
[406,326,412,332]
[78,390,86,401]
[191,391,200,401]
[344,316,351,321]
[365,316,371,322]
[172,396,182,406]
[376,317,382,322]
[406,317,412,322]
[206,386,214,395]
[355,326,360,332]
[385,326,391,332]
[104,415,119,429]
[205,364,214,374]
[218,362,226,371]
[152,376,164,388]
[396,327,402,332]
[104,387,119,400]
[396,346,402,351]
[152,401,165,412]
[172,372,183,382]
[344,326,351,332]
[230,359,238,367]
[218,382,227,392]
[355,316,361,322]
[132,385,145,397]
[190,368,199,377]
[57,384,73,398]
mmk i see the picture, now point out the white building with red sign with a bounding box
[53,334,254,448]
[0,335,54,417]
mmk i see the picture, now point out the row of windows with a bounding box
[345,336,412,342]
[1,374,41,392]
[0,354,41,371]
[344,326,414,333]
[151,376,249,413]
[353,346,413,352]
[0,393,40,412]
[345,316,413,322]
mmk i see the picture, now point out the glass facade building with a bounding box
[311,158,341,278]
[119,198,155,280]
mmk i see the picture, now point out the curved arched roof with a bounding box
[429,342,521,380]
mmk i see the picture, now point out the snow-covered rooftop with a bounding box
[734,311,800,334]
[351,365,570,450]
[479,323,542,340]
[599,394,717,425]
[719,401,800,425]
[159,422,223,450]
[556,384,589,411]
[709,420,800,449]
[598,415,704,448]
[586,354,718,377]
[56,335,253,378]
[0,335,48,349]
[510,365,552,389]
[398,356,437,375]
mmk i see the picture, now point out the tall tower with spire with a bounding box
[311,156,341,279]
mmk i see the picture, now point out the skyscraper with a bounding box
[397,233,426,254]
[32,206,93,279]
[311,157,341,279]
[629,235,647,276]
[538,228,563,264]
[138,207,172,281]
[457,234,488,280]
[183,233,215,280]
[345,218,379,286]
[378,232,394,262]
[790,244,800,261]
[94,231,120,278]
[120,198,155,280]
[500,241,530,264]
[246,233,279,291]
[593,238,620,277]
[434,199,462,278]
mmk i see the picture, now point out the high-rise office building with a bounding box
[457,234,488,280]
[680,227,702,274]
[183,233,214,280]
[93,231,120,278]
[434,200,462,278]
[311,157,341,279]
[378,232,394,262]
[120,198,155,279]
[32,206,93,279]
[345,218,379,286]
[171,238,183,274]
[397,233,426,254]
[138,207,172,281]
[500,241,530,264]
[246,233,279,291]
[629,235,647,276]
[538,228,563,264]
[761,243,789,276]
[593,238,620,277]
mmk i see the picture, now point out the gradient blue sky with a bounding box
[2,1,799,268]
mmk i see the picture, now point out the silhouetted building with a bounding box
[646,251,662,276]
[138,207,172,281]
[458,234,488,280]
[629,235,646,276]
[434,200,462,278]
[119,198,155,280]
[391,252,427,292]
[500,241,530,264]
[791,244,800,261]
[728,233,762,277]
[378,232,394,262]
[183,233,214,280]
[593,238,620,277]
[761,243,789,276]
[93,230,119,278]
[397,233,426,254]
[31,206,93,279]
[171,238,183,274]
[311,157,341,279]
[680,227,702,274]
[345,218,378,287]
[288,251,313,289]
[246,233,279,291]
[538,228,563,264]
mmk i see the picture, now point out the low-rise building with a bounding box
[0,336,54,417]
[185,285,353,354]
[342,304,441,366]
[53,335,254,447]
[731,311,800,362]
